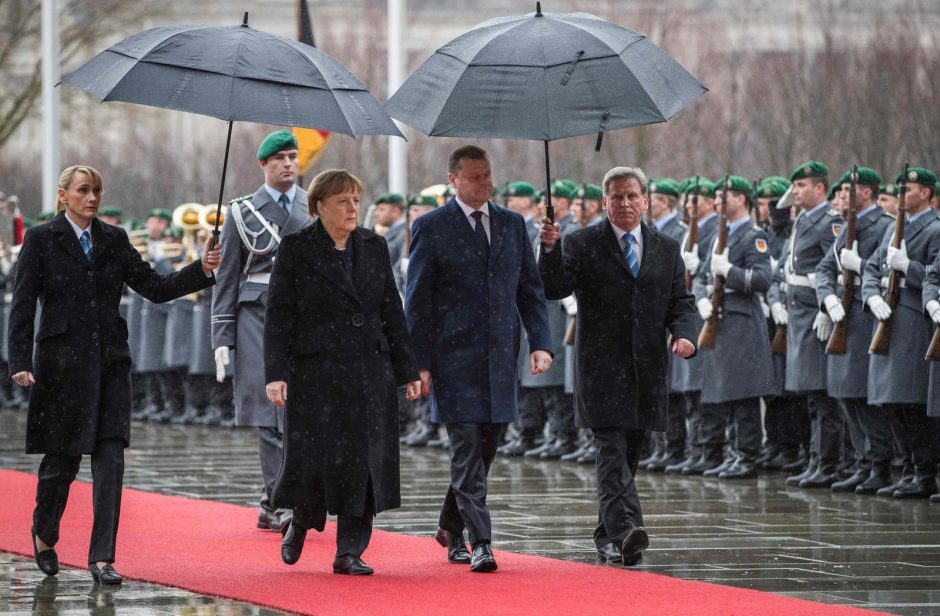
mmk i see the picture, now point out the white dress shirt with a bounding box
[610,221,643,270]
[456,197,491,242]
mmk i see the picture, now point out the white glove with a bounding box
[214,346,230,383]
[561,295,578,316]
[681,245,700,273]
[696,297,713,320]
[813,311,833,341]
[927,300,940,325]
[823,294,846,323]
[760,297,770,319]
[839,241,862,274]
[399,257,409,277]
[887,240,910,274]
[771,302,788,326]
[710,248,732,278]
[769,256,778,273]
[867,295,892,321]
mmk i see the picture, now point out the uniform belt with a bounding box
[836,274,861,287]
[246,272,271,284]
[880,276,906,289]
[786,273,814,288]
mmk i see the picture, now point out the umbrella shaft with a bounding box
[544,140,554,223]
[212,120,235,245]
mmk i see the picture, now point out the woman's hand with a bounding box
[12,371,35,387]
[202,239,222,275]
[266,380,287,408]
[404,380,421,401]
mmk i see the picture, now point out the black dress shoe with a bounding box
[664,454,697,474]
[719,461,757,479]
[621,527,649,567]
[524,441,554,458]
[540,438,577,459]
[930,492,940,504]
[780,452,809,473]
[281,521,307,565]
[89,563,123,585]
[650,453,685,473]
[470,543,498,573]
[498,438,536,457]
[855,467,893,495]
[333,554,374,575]
[576,445,598,464]
[682,454,722,476]
[258,508,283,532]
[596,542,623,563]
[561,442,590,462]
[785,463,817,486]
[799,468,839,489]
[31,529,58,576]
[831,469,869,492]
[435,528,471,564]
[703,457,735,478]
[892,477,938,499]
[877,477,911,497]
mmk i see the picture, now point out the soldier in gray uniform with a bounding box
[373,192,407,295]
[863,166,940,499]
[212,130,312,531]
[815,167,895,494]
[777,161,845,489]
[922,254,940,504]
[693,177,776,479]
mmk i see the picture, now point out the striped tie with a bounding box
[80,230,92,262]
[623,233,639,278]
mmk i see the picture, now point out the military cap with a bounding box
[129,218,145,231]
[505,181,536,198]
[577,183,603,201]
[790,160,829,182]
[689,179,716,198]
[837,167,881,187]
[756,179,788,198]
[897,166,937,187]
[827,184,839,201]
[146,208,173,221]
[551,179,578,199]
[162,226,183,240]
[375,192,405,206]
[649,178,680,198]
[879,183,898,196]
[717,175,753,197]
[409,194,438,207]
[99,205,123,218]
[36,211,56,222]
[256,130,298,160]
[535,188,545,202]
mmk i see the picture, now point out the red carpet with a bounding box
[0,469,879,616]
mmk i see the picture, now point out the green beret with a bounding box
[375,192,405,206]
[535,188,545,202]
[897,166,938,187]
[756,179,788,199]
[257,130,298,160]
[837,167,881,187]
[99,205,123,218]
[879,183,898,196]
[649,178,680,198]
[762,175,790,186]
[506,181,536,198]
[551,179,578,199]
[577,183,603,201]
[689,179,716,198]
[828,184,839,201]
[146,208,173,221]
[161,226,182,240]
[37,211,56,222]
[717,176,753,197]
[129,218,145,231]
[23,218,36,228]
[790,160,829,182]
[409,194,438,207]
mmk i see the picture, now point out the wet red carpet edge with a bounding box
[0,470,881,616]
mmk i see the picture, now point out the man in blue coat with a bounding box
[406,145,553,573]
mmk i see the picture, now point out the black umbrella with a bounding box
[61,13,403,242]
[386,2,706,220]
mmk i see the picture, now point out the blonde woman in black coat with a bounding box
[9,165,221,584]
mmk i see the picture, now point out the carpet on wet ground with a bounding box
[0,469,881,616]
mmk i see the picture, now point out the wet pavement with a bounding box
[2,407,939,615]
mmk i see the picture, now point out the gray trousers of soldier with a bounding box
[838,398,893,465]
[258,427,285,512]
[807,392,841,467]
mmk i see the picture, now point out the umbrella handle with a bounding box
[211,120,235,245]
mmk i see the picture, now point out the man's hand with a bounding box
[771,302,788,326]
[867,295,892,321]
[696,297,713,320]
[710,248,732,278]
[887,240,910,274]
[202,239,222,275]
[539,217,561,249]
[823,294,846,323]
[813,311,833,341]
[11,371,35,387]
[404,380,422,401]
[419,369,433,398]
[214,346,230,383]
[671,337,695,358]
[530,350,553,375]
[840,241,862,274]
[681,245,700,274]
[266,380,287,408]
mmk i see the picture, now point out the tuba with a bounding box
[172,202,204,264]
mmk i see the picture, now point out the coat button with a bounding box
[92,332,98,339]
[90,301,96,307]
[87,271,93,277]
[351,313,364,328]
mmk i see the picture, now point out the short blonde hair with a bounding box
[602,166,647,196]
[306,169,364,216]
[57,165,103,213]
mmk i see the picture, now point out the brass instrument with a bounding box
[129,229,150,258]
[199,202,225,233]
[172,202,204,265]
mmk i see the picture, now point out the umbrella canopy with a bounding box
[386,6,705,141]
[61,20,402,138]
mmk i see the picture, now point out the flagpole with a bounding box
[387,0,407,195]
[42,0,61,214]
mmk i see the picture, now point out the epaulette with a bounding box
[826,209,840,217]
[228,193,253,206]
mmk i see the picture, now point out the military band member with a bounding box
[815,167,895,493]
[211,130,312,530]
[863,166,940,499]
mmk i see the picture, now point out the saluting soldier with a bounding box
[863,166,940,499]
[815,167,895,494]
[211,130,312,531]
[777,161,845,489]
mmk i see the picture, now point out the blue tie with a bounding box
[80,230,92,262]
[623,233,639,278]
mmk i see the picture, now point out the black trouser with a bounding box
[592,427,646,549]
[664,393,688,456]
[728,398,762,460]
[808,391,841,468]
[258,427,285,512]
[684,391,703,455]
[886,405,940,476]
[33,438,124,564]
[294,479,375,558]
[439,422,502,546]
[839,398,893,465]
[699,402,726,459]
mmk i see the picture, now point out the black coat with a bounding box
[539,219,698,431]
[264,221,419,521]
[8,213,215,455]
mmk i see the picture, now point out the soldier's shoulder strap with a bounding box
[229,193,281,255]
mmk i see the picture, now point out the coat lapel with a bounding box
[488,203,508,266]
[905,209,938,244]
[598,219,632,276]
[280,188,310,237]
[303,221,359,302]
[254,187,288,230]
[51,213,91,266]
[352,230,382,297]
[444,199,486,265]
[635,223,660,283]
[89,218,116,268]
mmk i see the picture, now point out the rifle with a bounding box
[826,165,858,355]
[698,175,730,349]
[685,177,699,290]
[869,162,909,355]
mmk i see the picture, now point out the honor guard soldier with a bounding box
[777,161,845,488]
[98,205,123,227]
[211,130,312,531]
[372,193,407,294]
[815,167,895,493]
[878,183,900,217]
[863,166,940,499]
